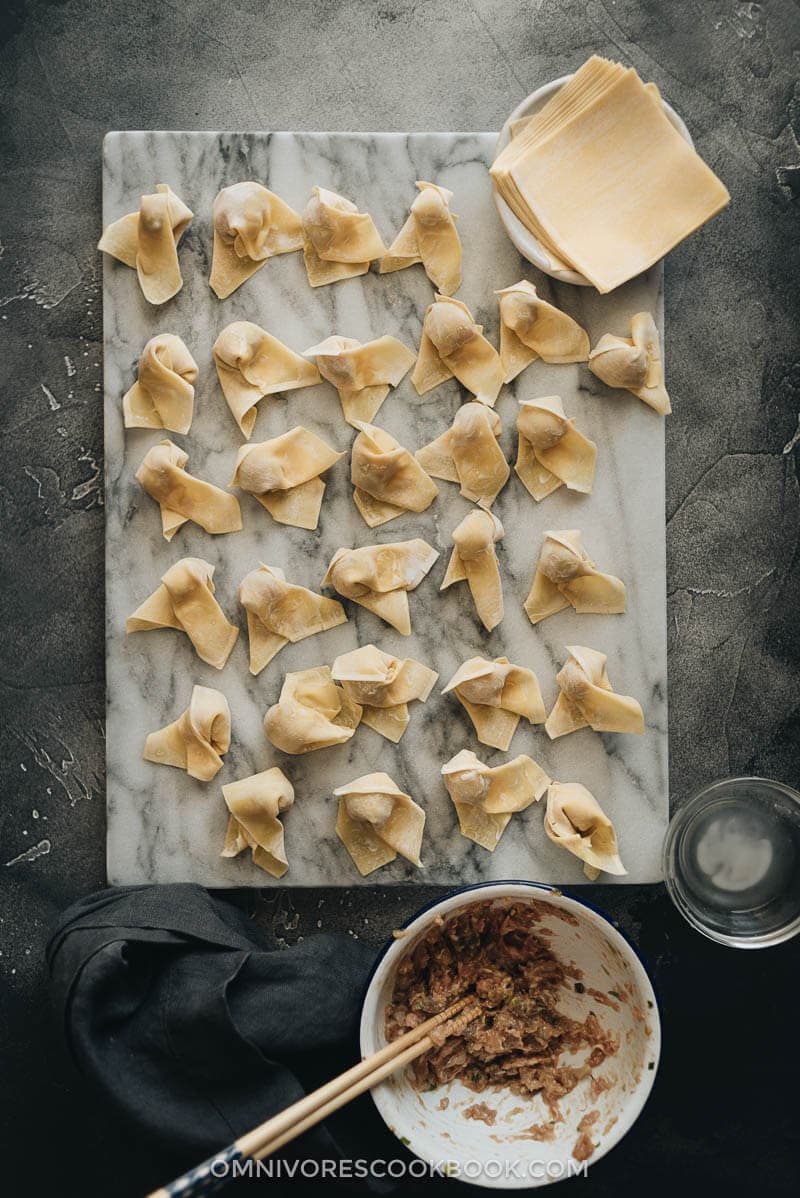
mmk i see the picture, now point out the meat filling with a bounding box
[385,900,618,1114]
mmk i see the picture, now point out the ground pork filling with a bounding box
[384,900,619,1119]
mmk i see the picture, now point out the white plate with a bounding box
[492,74,694,287]
[361,882,660,1189]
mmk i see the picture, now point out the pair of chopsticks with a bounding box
[146,996,481,1198]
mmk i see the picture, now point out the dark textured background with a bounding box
[1,1,799,1195]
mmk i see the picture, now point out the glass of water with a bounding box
[663,777,800,947]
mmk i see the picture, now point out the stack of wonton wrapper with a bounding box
[491,56,730,293]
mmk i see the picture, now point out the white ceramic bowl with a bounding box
[360,882,660,1189]
[493,75,694,286]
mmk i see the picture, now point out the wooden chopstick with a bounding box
[146,996,481,1198]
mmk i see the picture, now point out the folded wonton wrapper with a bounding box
[515,396,597,501]
[143,685,230,782]
[588,312,671,415]
[323,540,439,635]
[135,439,242,541]
[350,422,438,527]
[544,781,626,879]
[210,182,303,299]
[335,772,425,875]
[441,748,551,851]
[98,183,193,304]
[239,564,347,675]
[221,767,295,878]
[264,665,362,754]
[442,655,546,751]
[331,644,438,742]
[303,335,416,427]
[213,321,322,439]
[415,401,509,508]
[122,334,197,434]
[496,280,590,382]
[545,645,645,739]
[379,181,462,295]
[412,295,504,406]
[441,510,505,632]
[302,187,386,287]
[126,557,239,669]
[524,530,626,625]
[231,426,344,530]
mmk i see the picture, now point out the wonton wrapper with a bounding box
[239,563,347,675]
[524,530,626,625]
[350,422,438,527]
[332,644,438,743]
[213,321,322,439]
[135,439,242,541]
[98,183,193,305]
[412,295,504,406]
[210,182,303,299]
[379,181,462,295]
[544,781,626,879]
[264,666,362,754]
[231,426,343,530]
[442,655,545,751]
[441,748,550,851]
[323,540,439,635]
[415,401,509,509]
[303,335,415,427]
[515,396,597,501]
[221,767,295,878]
[143,685,230,782]
[122,334,197,434]
[334,772,425,875]
[302,187,386,287]
[126,557,239,669]
[588,312,671,415]
[545,645,645,739]
[441,510,505,632]
[496,280,590,382]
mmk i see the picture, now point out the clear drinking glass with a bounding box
[663,777,800,948]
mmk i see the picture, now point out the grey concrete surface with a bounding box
[0,1,798,1195]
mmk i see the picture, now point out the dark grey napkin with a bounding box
[46,884,385,1187]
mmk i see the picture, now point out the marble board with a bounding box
[104,131,668,887]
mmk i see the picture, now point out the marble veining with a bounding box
[104,131,668,887]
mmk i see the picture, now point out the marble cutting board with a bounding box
[104,131,668,887]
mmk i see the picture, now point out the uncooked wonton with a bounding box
[232,426,344,530]
[415,401,509,508]
[264,666,362,754]
[213,321,322,438]
[524,530,626,625]
[544,782,626,879]
[545,645,645,739]
[515,395,597,501]
[412,295,504,406]
[143,685,230,782]
[442,655,545,751]
[210,182,303,298]
[303,335,415,427]
[239,564,347,675]
[323,540,439,635]
[588,312,671,415]
[98,183,193,304]
[335,772,425,875]
[135,440,242,541]
[221,767,295,878]
[126,557,239,669]
[441,510,505,632]
[332,644,438,742]
[380,181,462,295]
[122,334,197,434]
